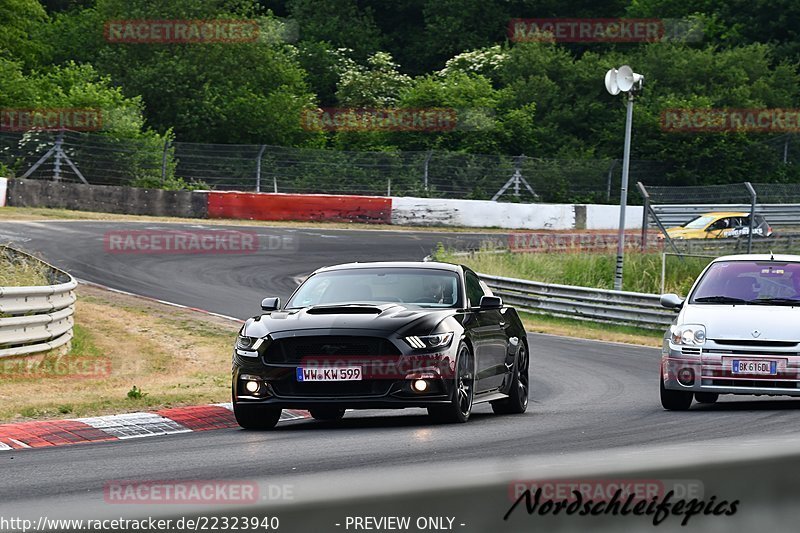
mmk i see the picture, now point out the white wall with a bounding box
[390,197,575,230]
[390,197,641,230]
[0,178,7,208]
[584,204,644,230]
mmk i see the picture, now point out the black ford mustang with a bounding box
[231,261,529,428]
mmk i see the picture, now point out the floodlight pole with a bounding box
[613,92,635,291]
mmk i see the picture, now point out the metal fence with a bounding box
[639,182,800,226]
[480,273,675,329]
[0,246,76,358]
[0,130,669,203]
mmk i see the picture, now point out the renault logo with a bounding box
[752,330,762,338]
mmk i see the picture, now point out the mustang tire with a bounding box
[428,342,474,424]
[234,402,282,430]
[491,344,529,415]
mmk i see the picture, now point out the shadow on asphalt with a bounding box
[692,397,800,411]
[267,410,502,431]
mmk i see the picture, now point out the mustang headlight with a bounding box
[671,324,706,346]
[404,332,454,350]
[236,335,264,351]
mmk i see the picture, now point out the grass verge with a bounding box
[0,247,50,287]
[0,284,238,423]
[437,247,712,296]
[520,312,662,347]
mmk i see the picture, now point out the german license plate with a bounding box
[296,366,362,381]
[732,360,777,375]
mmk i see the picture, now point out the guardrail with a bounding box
[651,203,800,227]
[669,233,800,255]
[0,246,76,358]
[479,273,675,329]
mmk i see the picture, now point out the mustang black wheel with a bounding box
[428,342,474,423]
[491,344,529,415]
[660,377,693,411]
[310,407,346,421]
[233,402,282,430]
[695,392,719,404]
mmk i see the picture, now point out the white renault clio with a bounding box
[659,254,800,410]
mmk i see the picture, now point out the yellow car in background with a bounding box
[664,211,773,240]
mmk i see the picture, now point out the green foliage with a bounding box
[436,248,712,295]
[127,385,147,400]
[3,0,800,194]
[131,175,209,191]
[0,0,48,66]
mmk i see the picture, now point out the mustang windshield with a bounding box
[690,261,800,304]
[286,268,461,308]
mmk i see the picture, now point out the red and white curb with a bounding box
[0,403,309,451]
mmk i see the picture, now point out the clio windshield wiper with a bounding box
[693,296,750,304]
[749,297,800,306]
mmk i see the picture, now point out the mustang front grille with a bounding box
[264,336,402,364]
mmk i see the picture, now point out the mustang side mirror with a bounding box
[660,293,684,309]
[479,295,503,310]
[261,297,281,312]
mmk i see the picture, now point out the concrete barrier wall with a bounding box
[0,177,7,207]
[6,179,642,230]
[207,191,392,223]
[7,179,207,218]
[584,204,644,230]
[391,197,576,230]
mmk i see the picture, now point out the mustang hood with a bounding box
[242,303,453,337]
[680,304,800,342]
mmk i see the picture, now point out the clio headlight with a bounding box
[671,324,706,346]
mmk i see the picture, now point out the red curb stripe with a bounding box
[156,405,238,431]
[0,420,118,449]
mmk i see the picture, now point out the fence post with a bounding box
[256,145,266,193]
[638,181,683,260]
[784,136,790,164]
[638,181,650,252]
[161,139,170,185]
[387,177,392,197]
[745,182,757,254]
[606,159,617,202]
[423,150,432,191]
[53,131,64,181]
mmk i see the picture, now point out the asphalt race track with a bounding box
[3,220,800,531]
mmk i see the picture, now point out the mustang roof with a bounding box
[314,261,462,274]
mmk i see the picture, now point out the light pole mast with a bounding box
[604,66,644,291]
